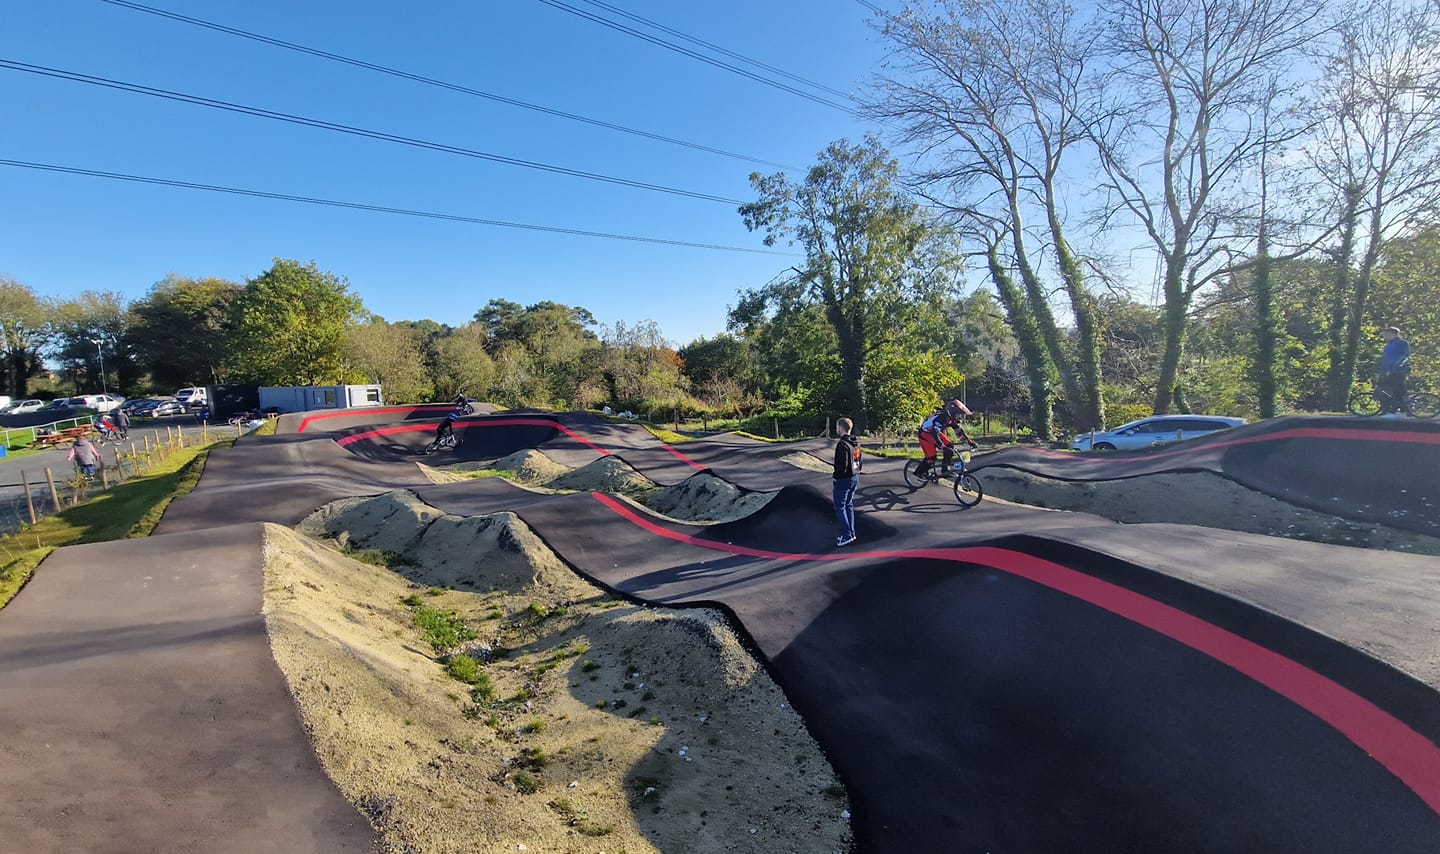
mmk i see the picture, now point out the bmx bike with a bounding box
[902,449,984,508]
[424,430,460,455]
[1347,382,1439,419]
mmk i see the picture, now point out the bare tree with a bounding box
[1309,0,1440,408]
[1090,0,1322,413]
[868,0,1107,430]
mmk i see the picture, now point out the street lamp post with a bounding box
[90,338,107,395]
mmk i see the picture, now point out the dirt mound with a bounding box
[983,468,1440,555]
[545,455,654,494]
[301,491,586,597]
[298,490,446,555]
[492,448,571,483]
[262,518,851,854]
[780,450,830,473]
[643,473,777,523]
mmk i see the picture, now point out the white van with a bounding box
[175,387,208,408]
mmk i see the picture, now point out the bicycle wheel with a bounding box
[953,473,983,508]
[903,459,929,489]
[423,438,442,455]
[1348,387,1382,416]
[1407,391,1440,419]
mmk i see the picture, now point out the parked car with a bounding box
[1,397,44,414]
[125,398,165,416]
[119,397,158,414]
[71,393,125,413]
[3,399,47,414]
[175,387,208,408]
[1070,415,1247,451]
[150,400,188,418]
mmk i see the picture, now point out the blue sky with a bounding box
[2,0,888,345]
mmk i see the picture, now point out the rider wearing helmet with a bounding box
[916,399,976,478]
[436,395,475,442]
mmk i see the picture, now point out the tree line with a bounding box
[4,0,1437,436]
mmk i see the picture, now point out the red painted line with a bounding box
[334,418,611,456]
[661,444,706,470]
[296,405,450,433]
[590,492,1440,816]
[1033,425,1440,463]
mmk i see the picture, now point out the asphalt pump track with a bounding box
[2,407,1438,853]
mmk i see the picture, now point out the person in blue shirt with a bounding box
[1377,327,1411,413]
[435,395,474,443]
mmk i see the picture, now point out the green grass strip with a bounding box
[0,439,229,610]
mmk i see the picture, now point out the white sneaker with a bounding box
[836,534,856,547]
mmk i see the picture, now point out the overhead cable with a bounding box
[95,0,797,170]
[531,0,859,115]
[0,59,746,205]
[569,0,853,100]
[0,158,796,255]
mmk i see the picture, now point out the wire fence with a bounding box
[0,422,231,537]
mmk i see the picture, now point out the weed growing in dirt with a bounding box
[513,771,540,794]
[470,677,495,703]
[446,654,482,684]
[344,547,402,567]
[404,601,477,655]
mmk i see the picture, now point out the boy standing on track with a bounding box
[832,417,861,547]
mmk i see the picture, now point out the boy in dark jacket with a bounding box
[832,417,861,547]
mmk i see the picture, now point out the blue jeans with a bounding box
[833,475,858,539]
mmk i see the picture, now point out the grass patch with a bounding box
[512,770,541,794]
[405,601,478,655]
[445,654,483,684]
[0,440,225,610]
[642,425,692,444]
[464,469,516,480]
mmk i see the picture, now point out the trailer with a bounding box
[258,385,383,414]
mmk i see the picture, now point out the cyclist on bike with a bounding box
[94,414,119,441]
[435,395,474,443]
[1378,326,1411,414]
[916,399,976,479]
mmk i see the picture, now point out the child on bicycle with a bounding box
[916,399,977,479]
[435,396,475,443]
[94,414,120,441]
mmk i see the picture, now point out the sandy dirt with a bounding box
[981,467,1440,556]
[268,491,851,854]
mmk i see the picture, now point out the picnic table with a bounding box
[33,426,96,448]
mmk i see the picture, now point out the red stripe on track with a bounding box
[335,418,611,456]
[296,405,451,434]
[661,444,706,470]
[591,492,1440,816]
[1034,424,1440,463]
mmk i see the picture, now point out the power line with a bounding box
[569,0,853,100]
[0,158,797,256]
[531,0,860,115]
[0,59,746,206]
[95,0,797,171]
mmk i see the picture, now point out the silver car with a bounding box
[1071,415,1246,451]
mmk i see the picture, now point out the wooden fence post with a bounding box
[20,470,36,525]
[44,467,61,512]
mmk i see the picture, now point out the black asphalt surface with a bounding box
[974,415,1440,536]
[4,407,1438,853]
[0,524,375,852]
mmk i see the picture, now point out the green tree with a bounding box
[126,274,242,390]
[229,259,364,385]
[344,315,433,403]
[428,327,497,401]
[50,290,132,394]
[737,137,950,432]
[0,277,52,397]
